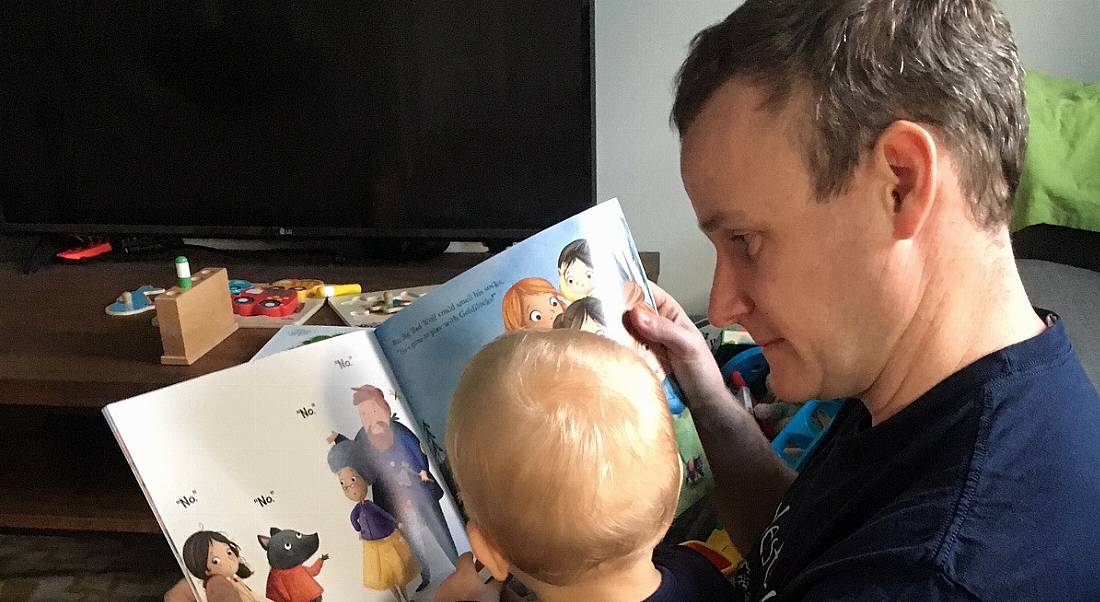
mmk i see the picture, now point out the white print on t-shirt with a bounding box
[760,502,791,591]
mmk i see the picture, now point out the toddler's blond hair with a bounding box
[447,328,680,585]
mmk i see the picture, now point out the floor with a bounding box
[0,532,180,601]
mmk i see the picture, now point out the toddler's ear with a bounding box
[468,521,511,582]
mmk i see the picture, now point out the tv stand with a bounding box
[0,245,658,533]
[358,239,450,260]
[20,235,58,275]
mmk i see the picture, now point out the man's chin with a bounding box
[764,365,816,404]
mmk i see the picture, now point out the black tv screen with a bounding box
[1,1,594,241]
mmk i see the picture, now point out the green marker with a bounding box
[175,256,192,289]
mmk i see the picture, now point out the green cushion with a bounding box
[1012,71,1100,233]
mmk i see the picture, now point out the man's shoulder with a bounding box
[841,345,1100,599]
[777,325,1100,600]
[943,350,1100,598]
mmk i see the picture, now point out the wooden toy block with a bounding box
[155,267,239,365]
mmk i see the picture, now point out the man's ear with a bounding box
[872,120,938,241]
[467,521,511,582]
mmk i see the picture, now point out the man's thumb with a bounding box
[625,307,694,356]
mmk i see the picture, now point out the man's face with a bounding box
[356,395,391,434]
[680,81,913,402]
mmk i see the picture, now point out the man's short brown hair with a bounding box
[673,0,1028,229]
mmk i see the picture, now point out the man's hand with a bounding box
[433,552,504,602]
[419,470,433,483]
[326,430,339,444]
[164,579,196,602]
[624,282,734,412]
[625,282,796,554]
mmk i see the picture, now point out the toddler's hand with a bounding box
[433,552,504,602]
[164,578,196,602]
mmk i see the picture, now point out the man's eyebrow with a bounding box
[698,209,748,234]
[698,216,722,234]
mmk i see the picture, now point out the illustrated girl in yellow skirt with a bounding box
[328,439,419,601]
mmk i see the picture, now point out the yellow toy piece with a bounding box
[681,528,742,576]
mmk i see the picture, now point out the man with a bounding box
[624,0,1100,600]
[328,384,459,592]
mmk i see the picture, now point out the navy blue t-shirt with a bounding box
[734,316,1100,601]
[644,544,736,601]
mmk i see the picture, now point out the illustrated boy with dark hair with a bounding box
[557,238,595,301]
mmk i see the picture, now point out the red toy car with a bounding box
[232,287,301,318]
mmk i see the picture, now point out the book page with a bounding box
[104,330,468,602]
[250,324,367,361]
[376,199,715,517]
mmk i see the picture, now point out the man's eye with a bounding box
[585,271,593,280]
[567,277,574,285]
[549,297,559,307]
[212,557,221,565]
[730,233,756,256]
[529,310,543,322]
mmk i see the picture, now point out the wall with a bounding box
[999,0,1100,83]
[595,0,1100,317]
[594,1,734,316]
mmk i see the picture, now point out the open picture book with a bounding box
[103,199,715,602]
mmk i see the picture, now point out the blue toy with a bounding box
[720,345,844,471]
[227,279,254,294]
[105,285,165,316]
[770,398,844,470]
[720,347,769,400]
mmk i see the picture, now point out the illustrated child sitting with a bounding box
[552,295,606,335]
[435,329,734,602]
[500,277,568,331]
[328,439,420,602]
[181,530,263,602]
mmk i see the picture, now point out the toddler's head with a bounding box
[447,328,680,586]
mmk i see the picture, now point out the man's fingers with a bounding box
[646,281,680,317]
[624,306,699,358]
[645,281,694,327]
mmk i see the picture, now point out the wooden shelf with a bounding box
[0,405,159,533]
[0,252,500,409]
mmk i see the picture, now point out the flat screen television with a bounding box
[1,1,594,244]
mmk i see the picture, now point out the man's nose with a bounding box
[707,258,754,327]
